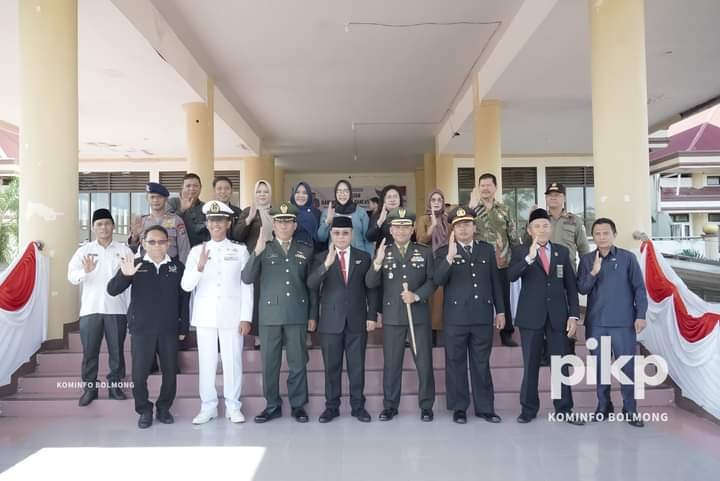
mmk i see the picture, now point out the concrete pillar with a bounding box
[473,79,503,195]
[435,154,458,205]
[183,100,214,190]
[423,153,436,200]
[273,163,285,207]
[241,155,273,208]
[590,0,651,247]
[415,167,425,214]
[19,0,79,341]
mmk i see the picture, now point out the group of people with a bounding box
[67,171,648,430]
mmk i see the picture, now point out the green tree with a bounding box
[0,177,19,266]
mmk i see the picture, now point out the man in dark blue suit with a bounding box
[308,216,379,423]
[509,208,584,425]
[577,217,647,428]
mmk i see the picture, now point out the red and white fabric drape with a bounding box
[0,242,49,386]
[639,240,720,419]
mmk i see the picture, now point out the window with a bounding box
[707,213,720,222]
[457,168,475,205]
[502,167,537,227]
[546,166,595,231]
[707,176,720,186]
[78,172,150,243]
[670,213,691,238]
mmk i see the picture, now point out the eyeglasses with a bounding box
[145,239,169,246]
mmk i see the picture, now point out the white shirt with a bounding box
[181,238,254,329]
[68,240,133,316]
[143,253,171,273]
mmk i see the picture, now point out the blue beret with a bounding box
[146,182,169,197]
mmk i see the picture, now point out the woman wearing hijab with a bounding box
[416,189,451,343]
[366,184,415,249]
[232,179,273,346]
[290,181,322,250]
[317,179,373,254]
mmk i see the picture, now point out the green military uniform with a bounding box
[522,183,591,269]
[168,197,209,247]
[470,199,520,342]
[241,202,319,416]
[365,208,436,420]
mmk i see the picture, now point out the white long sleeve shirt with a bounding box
[181,238,254,329]
[68,240,133,316]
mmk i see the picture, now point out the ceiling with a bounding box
[448,0,720,155]
[1,0,719,172]
[150,0,525,171]
[0,0,247,160]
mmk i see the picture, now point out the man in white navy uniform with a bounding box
[181,200,254,424]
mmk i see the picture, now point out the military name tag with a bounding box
[556,264,564,279]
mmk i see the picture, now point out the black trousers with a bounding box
[79,314,127,389]
[519,317,574,418]
[497,268,514,335]
[383,323,435,410]
[320,329,367,410]
[444,323,495,413]
[260,324,308,410]
[131,333,178,415]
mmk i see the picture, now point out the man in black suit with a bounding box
[308,216,379,423]
[508,208,584,425]
[434,206,506,424]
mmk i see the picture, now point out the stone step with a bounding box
[33,343,619,376]
[64,326,590,353]
[17,366,654,397]
[0,387,674,418]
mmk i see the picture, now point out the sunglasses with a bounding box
[145,239,169,246]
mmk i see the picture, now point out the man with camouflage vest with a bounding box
[468,173,521,347]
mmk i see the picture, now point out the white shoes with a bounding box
[192,408,218,425]
[227,408,246,424]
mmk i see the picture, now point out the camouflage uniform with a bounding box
[470,200,521,269]
[470,199,520,340]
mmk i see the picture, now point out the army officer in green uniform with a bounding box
[366,207,436,422]
[241,201,318,423]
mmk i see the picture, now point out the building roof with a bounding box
[650,105,720,165]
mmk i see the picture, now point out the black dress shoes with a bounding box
[476,412,502,423]
[500,333,518,347]
[351,408,372,423]
[623,409,645,428]
[254,407,282,423]
[292,407,309,423]
[318,408,339,423]
[453,410,467,424]
[516,414,535,424]
[378,408,398,421]
[138,411,153,429]
[108,387,126,400]
[156,410,174,424]
[78,389,98,407]
[561,412,586,426]
[420,409,434,422]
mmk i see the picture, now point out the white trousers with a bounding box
[196,326,244,412]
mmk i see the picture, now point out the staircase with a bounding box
[0,326,674,419]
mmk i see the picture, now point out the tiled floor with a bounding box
[1,407,718,480]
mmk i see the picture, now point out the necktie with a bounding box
[281,241,290,255]
[399,245,407,257]
[338,250,348,284]
[463,244,472,255]
[538,244,550,274]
